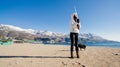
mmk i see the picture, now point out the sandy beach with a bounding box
[0,43,120,67]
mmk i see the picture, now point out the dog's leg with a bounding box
[80,48,82,51]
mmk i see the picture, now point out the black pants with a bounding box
[70,32,79,52]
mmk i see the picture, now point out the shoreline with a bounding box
[43,43,120,48]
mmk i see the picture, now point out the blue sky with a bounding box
[0,0,120,41]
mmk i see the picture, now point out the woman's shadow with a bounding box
[0,50,70,58]
[0,56,69,58]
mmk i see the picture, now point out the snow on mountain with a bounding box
[0,24,35,34]
[35,30,66,37]
[79,33,105,40]
[0,24,105,41]
[0,24,66,37]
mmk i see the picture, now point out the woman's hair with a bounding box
[77,19,79,23]
[73,15,77,22]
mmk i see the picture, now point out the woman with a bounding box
[70,13,81,58]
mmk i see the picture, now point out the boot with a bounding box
[76,51,79,58]
[70,51,73,58]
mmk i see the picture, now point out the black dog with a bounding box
[78,43,86,50]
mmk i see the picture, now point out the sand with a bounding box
[0,43,120,67]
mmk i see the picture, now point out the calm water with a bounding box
[84,42,120,48]
[1,41,120,48]
[44,42,120,48]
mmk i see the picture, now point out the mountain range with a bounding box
[0,24,118,43]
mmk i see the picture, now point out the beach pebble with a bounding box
[71,61,82,67]
[78,62,81,65]
[82,65,85,67]
[115,53,118,55]
[113,53,119,55]
[76,61,81,65]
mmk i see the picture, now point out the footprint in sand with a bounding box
[61,61,85,67]
[15,62,19,64]
[61,62,67,67]
[75,62,82,67]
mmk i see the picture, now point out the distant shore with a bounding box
[0,43,120,67]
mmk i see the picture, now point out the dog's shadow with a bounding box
[0,56,69,58]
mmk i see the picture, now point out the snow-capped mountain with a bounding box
[0,24,35,34]
[0,24,66,37]
[0,24,109,42]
